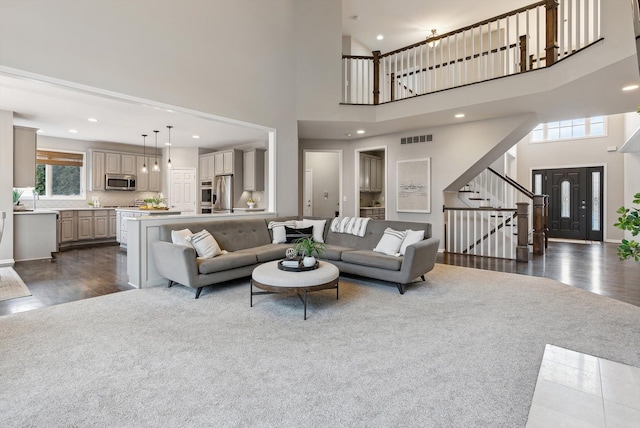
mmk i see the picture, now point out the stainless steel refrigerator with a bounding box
[213,174,233,213]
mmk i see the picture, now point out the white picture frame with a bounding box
[396,158,431,213]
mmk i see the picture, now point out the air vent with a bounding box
[401,134,432,144]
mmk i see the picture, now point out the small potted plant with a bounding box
[294,237,326,267]
[144,198,154,208]
[13,189,24,210]
[247,197,256,209]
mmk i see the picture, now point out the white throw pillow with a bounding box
[300,218,327,243]
[268,220,296,244]
[171,228,193,247]
[373,228,407,256]
[399,229,424,255]
[187,230,222,258]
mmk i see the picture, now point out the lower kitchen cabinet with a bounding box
[58,209,117,250]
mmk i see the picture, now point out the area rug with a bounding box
[0,267,31,302]
[0,264,638,427]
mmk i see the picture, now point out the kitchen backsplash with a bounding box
[33,191,161,209]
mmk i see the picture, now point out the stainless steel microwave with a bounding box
[105,174,136,191]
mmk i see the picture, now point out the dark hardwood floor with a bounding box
[1,240,638,317]
[0,245,132,316]
[438,240,640,307]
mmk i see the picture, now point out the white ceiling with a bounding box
[0,74,269,149]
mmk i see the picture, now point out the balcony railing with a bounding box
[342,0,601,105]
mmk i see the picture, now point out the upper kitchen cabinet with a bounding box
[243,149,265,191]
[359,153,383,192]
[135,156,160,192]
[105,152,136,175]
[214,149,242,176]
[199,153,215,180]
[13,126,37,188]
[90,151,106,191]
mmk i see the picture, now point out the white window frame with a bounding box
[20,149,86,201]
[530,116,607,143]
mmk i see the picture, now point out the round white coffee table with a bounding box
[251,260,339,320]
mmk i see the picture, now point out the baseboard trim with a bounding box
[0,258,16,267]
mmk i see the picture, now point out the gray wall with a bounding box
[305,151,340,218]
[515,114,627,241]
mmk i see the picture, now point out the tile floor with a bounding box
[526,344,640,427]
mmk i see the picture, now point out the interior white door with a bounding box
[303,169,313,217]
[169,168,197,215]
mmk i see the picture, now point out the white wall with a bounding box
[0,0,299,215]
[0,109,14,265]
[623,153,640,241]
[515,114,627,241]
[300,114,536,245]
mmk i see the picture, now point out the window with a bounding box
[23,150,85,199]
[531,116,606,143]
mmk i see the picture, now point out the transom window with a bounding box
[531,116,606,143]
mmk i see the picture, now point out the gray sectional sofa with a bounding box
[151,216,440,298]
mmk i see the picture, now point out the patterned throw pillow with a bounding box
[285,226,314,243]
[187,230,222,258]
[268,220,296,244]
[373,227,407,256]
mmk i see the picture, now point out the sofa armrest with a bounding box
[151,241,199,287]
[400,237,440,282]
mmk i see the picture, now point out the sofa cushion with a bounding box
[197,252,257,274]
[268,220,297,244]
[298,218,327,243]
[236,244,290,263]
[322,244,355,261]
[341,250,403,271]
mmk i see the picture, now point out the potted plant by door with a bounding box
[294,237,326,267]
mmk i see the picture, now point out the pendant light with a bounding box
[166,125,173,168]
[153,130,160,172]
[141,134,148,173]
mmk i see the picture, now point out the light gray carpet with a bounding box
[0,267,31,302]
[1,264,639,427]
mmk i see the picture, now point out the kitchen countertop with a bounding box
[116,208,182,214]
[13,209,60,215]
[233,207,266,212]
[360,206,385,209]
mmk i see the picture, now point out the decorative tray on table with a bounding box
[138,206,170,210]
[278,259,319,272]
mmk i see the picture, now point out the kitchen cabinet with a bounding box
[243,149,265,191]
[93,210,109,239]
[77,211,93,240]
[136,156,149,190]
[13,126,38,188]
[13,210,58,261]
[105,152,121,174]
[149,169,161,192]
[199,154,215,180]
[121,154,136,175]
[59,210,76,242]
[359,154,383,192]
[214,149,242,176]
[109,213,117,238]
[116,208,181,248]
[90,151,106,191]
[359,207,385,220]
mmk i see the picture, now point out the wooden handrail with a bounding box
[487,167,534,199]
[443,207,519,212]
[380,0,545,58]
[342,54,374,60]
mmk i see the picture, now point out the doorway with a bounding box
[355,146,387,219]
[532,166,604,241]
[303,151,342,217]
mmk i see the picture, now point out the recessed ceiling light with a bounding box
[356,130,365,134]
[345,133,352,137]
[622,84,639,91]
[69,129,78,133]
[165,143,172,146]
[87,118,98,122]
[454,113,465,118]
[192,135,200,139]
[376,35,384,40]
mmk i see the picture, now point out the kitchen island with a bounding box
[116,208,183,249]
[14,209,59,261]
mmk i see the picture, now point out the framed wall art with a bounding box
[396,158,431,213]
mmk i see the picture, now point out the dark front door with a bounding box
[532,167,603,241]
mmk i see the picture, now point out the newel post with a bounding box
[532,195,546,255]
[545,0,559,66]
[372,50,381,105]
[516,202,530,262]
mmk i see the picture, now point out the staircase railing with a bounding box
[342,0,601,105]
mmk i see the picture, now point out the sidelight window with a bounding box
[591,171,601,231]
[561,180,570,218]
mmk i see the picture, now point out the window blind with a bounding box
[36,150,84,167]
